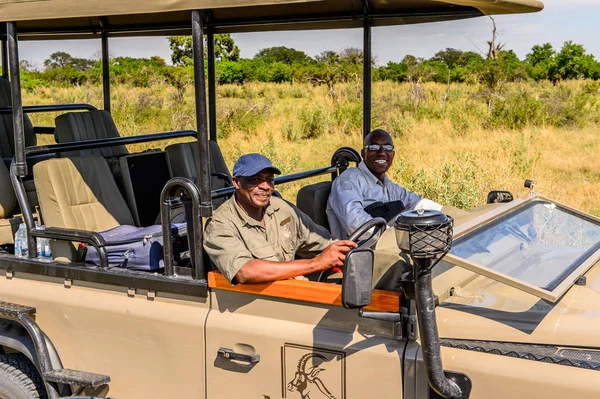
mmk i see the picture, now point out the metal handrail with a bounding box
[25,130,197,156]
[0,103,97,114]
[211,165,338,199]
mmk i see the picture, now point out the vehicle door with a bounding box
[205,272,406,399]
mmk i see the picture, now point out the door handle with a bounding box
[217,347,260,364]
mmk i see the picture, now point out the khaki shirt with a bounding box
[204,196,333,283]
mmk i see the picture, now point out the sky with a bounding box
[14,0,600,69]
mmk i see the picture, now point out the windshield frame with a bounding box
[445,193,600,302]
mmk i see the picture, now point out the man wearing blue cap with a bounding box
[204,153,357,284]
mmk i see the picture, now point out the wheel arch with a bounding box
[0,319,63,377]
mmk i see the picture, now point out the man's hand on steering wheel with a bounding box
[317,217,387,282]
[311,240,357,272]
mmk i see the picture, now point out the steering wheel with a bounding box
[317,217,387,283]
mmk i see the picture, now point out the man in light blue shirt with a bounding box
[326,129,442,239]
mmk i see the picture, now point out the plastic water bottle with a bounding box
[14,223,28,259]
[35,223,52,260]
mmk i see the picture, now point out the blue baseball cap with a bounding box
[233,153,282,177]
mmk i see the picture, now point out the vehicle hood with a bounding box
[436,261,600,348]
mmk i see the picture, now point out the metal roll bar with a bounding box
[160,178,204,280]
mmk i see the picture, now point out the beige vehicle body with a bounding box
[10,2,600,399]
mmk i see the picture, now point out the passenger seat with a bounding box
[33,156,135,260]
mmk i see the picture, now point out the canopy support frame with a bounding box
[100,18,111,113]
[1,24,8,78]
[7,22,26,177]
[207,18,217,142]
[363,5,372,138]
[192,11,212,219]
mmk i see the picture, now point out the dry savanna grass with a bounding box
[24,80,600,216]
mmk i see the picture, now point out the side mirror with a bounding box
[486,190,513,204]
[341,248,374,309]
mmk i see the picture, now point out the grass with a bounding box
[24,79,600,216]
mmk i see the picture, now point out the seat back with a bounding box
[0,161,16,221]
[54,110,129,158]
[166,140,232,208]
[0,77,36,160]
[33,156,135,232]
[166,140,230,181]
[296,181,332,230]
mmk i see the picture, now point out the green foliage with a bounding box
[298,106,329,139]
[168,34,240,66]
[254,46,312,65]
[44,51,96,71]
[487,91,545,129]
[217,101,269,138]
[20,38,600,93]
[393,153,482,210]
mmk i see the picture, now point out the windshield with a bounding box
[450,201,600,291]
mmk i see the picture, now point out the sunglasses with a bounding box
[364,144,395,152]
[242,176,275,187]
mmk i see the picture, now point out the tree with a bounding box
[168,34,240,66]
[487,17,505,60]
[254,46,311,65]
[525,43,556,81]
[339,47,363,65]
[19,60,36,72]
[315,50,339,64]
[43,51,95,72]
[402,55,423,68]
[44,51,73,69]
[526,43,555,66]
[433,48,464,69]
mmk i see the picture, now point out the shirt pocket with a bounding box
[249,244,279,260]
[280,238,297,258]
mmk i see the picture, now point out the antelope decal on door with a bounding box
[283,344,345,399]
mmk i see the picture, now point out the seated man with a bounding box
[204,153,357,284]
[326,129,442,239]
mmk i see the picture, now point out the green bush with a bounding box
[298,106,329,139]
[486,91,546,129]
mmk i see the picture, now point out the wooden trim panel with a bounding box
[207,271,400,312]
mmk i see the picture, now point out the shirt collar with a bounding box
[358,161,390,186]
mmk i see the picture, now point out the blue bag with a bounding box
[85,223,187,271]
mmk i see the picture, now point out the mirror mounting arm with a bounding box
[358,306,415,341]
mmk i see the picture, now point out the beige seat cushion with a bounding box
[54,110,128,158]
[33,156,134,232]
[0,216,21,245]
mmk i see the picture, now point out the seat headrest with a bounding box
[296,181,332,230]
[54,110,128,158]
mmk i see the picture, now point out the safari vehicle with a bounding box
[7,1,600,399]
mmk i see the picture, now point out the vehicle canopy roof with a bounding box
[1,0,544,39]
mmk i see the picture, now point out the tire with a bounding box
[0,354,47,399]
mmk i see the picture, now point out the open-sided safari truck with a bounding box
[9,1,600,399]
